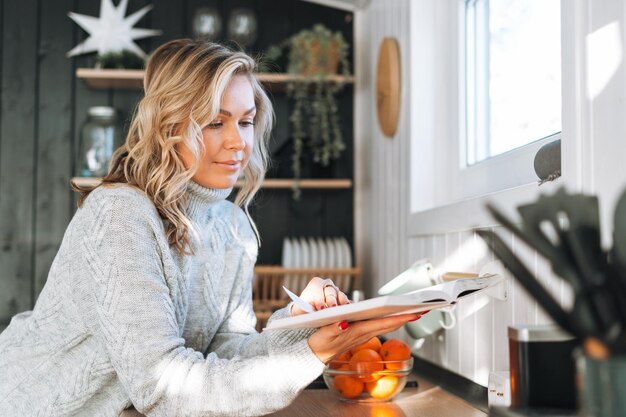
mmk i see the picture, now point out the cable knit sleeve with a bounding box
[80,190,324,417]
[207,206,318,361]
[208,268,317,360]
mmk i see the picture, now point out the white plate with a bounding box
[282,238,292,268]
[299,237,310,268]
[334,237,345,268]
[335,237,350,291]
[325,237,336,269]
[282,238,294,289]
[292,238,305,292]
[340,237,352,267]
[339,237,352,291]
[292,238,302,269]
[316,238,327,268]
[308,237,318,269]
[328,238,343,290]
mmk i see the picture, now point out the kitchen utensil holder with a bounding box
[578,353,626,417]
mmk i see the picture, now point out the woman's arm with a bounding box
[81,193,323,417]
[208,273,315,360]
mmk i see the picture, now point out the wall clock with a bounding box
[376,37,401,138]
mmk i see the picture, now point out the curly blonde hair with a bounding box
[72,39,274,254]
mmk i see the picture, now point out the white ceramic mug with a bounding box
[378,259,434,295]
[377,259,455,339]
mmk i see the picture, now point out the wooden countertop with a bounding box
[120,373,486,417]
[266,374,487,417]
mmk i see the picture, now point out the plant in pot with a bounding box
[96,50,146,69]
[267,24,351,199]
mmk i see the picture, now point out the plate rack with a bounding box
[252,266,361,331]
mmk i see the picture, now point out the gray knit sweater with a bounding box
[0,182,324,417]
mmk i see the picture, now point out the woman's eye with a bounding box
[240,121,255,127]
[206,122,222,129]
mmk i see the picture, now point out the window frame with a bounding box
[408,0,577,236]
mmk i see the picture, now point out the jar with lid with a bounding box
[76,106,122,177]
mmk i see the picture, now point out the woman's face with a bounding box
[178,75,256,189]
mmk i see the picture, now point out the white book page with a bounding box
[265,297,451,330]
[265,274,500,331]
[405,274,498,302]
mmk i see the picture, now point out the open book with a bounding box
[264,274,501,330]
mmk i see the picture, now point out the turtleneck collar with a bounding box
[185,180,232,222]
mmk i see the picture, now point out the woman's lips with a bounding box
[214,160,241,171]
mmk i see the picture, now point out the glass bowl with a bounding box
[322,357,414,402]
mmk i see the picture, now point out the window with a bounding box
[408,0,568,235]
[465,0,561,165]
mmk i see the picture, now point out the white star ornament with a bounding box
[67,0,162,58]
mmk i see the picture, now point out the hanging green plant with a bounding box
[268,24,350,199]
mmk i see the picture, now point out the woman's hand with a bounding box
[291,277,350,316]
[307,313,424,364]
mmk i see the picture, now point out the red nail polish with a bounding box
[409,317,421,322]
[338,321,349,330]
[320,305,326,310]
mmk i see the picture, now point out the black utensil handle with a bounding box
[476,229,579,337]
[487,202,616,337]
[486,203,573,274]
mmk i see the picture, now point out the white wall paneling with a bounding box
[359,0,626,387]
[443,233,461,374]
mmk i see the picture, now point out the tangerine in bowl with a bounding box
[323,338,414,402]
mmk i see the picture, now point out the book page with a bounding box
[264,297,451,331]
[404,274,498,301]
[265,274,501,331]
[401,288,452,303]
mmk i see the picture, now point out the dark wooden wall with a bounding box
[0,0,354,329]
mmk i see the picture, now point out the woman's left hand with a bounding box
[291,277,350,316]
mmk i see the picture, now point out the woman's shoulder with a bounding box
[82,183,160,221]
[86,183,151,204]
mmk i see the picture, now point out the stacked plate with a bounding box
[281,237,353,291]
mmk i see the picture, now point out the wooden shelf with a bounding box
[256,72,354,84]
[71,177,102,187]
[76,68,144,89]
[70,177,352,189]
[253,179,352,189]
[76,68,354,90]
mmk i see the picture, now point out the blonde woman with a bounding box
[0,39,423,417]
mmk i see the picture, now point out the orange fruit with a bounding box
[379,339,411,370]
[365,375,400,399]
[333,374,364,399]
[350,336,382,355]
[328,362,350,371]
[349,348,384,382]
[329,351,352,369]
[336,351,352,361]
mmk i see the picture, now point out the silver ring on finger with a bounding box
[323,282,338,294]
[323,283,338,304]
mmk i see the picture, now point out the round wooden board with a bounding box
[376,37,401,137]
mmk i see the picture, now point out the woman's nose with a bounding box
[225,126,246,150]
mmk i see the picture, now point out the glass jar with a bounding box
[76,106,121,177]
